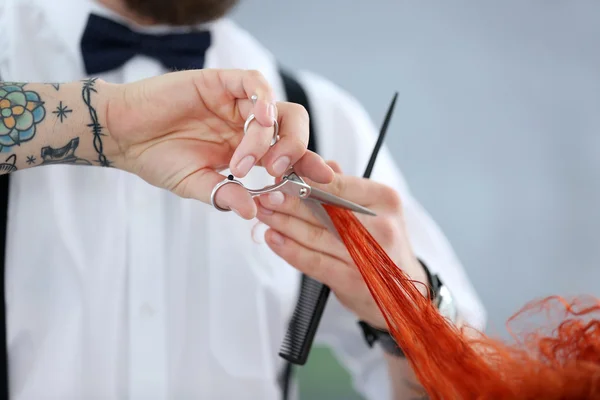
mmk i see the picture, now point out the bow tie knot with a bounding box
[81,14,212,75]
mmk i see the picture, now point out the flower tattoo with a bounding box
[0,82,45,151]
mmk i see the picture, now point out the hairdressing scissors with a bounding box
[209,95,376,227]
[210,169,376,216]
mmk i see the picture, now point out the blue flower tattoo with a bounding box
[0,82,45,152]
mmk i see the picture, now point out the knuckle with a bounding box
[280,194,301,214]
[332,174,346,197]
[289,135,309,155]
[372,217,397,246]
[291,103,310,123]
[382,185,403,212]
[304,251,323,277]
[279,213,293,230]
[310,225,327,244]
[247,69,265,81]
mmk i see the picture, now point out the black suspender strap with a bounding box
[0,69,10,398]
[279,70,318,154]
[0,172,9,399]
[277,68,318,400]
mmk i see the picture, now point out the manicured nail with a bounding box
[258,205,273,215]
[269,231,285,245]
[236,155,255,176]
[272,156,290,176]
[268,191,284,206]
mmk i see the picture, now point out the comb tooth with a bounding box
[279,278,330,364]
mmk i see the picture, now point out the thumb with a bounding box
[176,170,257,220]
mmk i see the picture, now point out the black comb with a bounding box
[278,92,399,365]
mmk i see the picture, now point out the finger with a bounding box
[203,69,276,124]
[258,103,334,182]
[176,169,257,220]
[264,228,351,288]
[229,105,279,178]
[198,69,276,177]
[257,191,321,227]
[256,205,350,263]
[305,173,402,212]
[290,151,335,184]
[326,160,343,174]
[247,101,308,178]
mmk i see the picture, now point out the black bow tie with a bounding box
[80,14,212,75]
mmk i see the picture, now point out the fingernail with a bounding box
[236,155,255,176]
[258,205,273,215]
[270,231,285,245]
[268,103,276,120]
[268,191,284,206]
[272,156,290,176]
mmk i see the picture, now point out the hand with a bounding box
[103,69,334,219]
[255,161,428,329]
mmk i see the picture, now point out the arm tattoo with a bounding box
[52,101,72,123]
[40,137,91,166]
[0,154,17,173]
[46,83,60,91]
[0,81,45,152]
[81,78,111,167]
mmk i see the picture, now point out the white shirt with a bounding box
[0,0,486,399]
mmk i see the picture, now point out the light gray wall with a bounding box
[232,2,600,338]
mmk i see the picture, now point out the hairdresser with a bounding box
[1,1,486,399]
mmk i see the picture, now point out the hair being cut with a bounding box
[325,204,600,400]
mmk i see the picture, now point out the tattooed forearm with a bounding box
[82,78,111,167]
[0,78,116,173]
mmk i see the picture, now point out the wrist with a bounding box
[358,259,458,358]
[83,78,123,166]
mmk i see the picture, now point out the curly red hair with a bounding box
[325,204,600,400]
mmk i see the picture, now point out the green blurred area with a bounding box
[297,346,365,400]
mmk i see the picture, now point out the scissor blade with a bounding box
[308,186,376,216]
[305,200,341,240]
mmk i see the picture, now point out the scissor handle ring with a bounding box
[210,175,244,212]
[244,114,280,147]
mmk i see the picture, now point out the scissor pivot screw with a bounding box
[299,188,308,197]
[227,174,234,180]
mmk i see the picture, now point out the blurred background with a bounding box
[232,1,600,399]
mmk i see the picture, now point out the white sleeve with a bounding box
[295,70,486,399]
